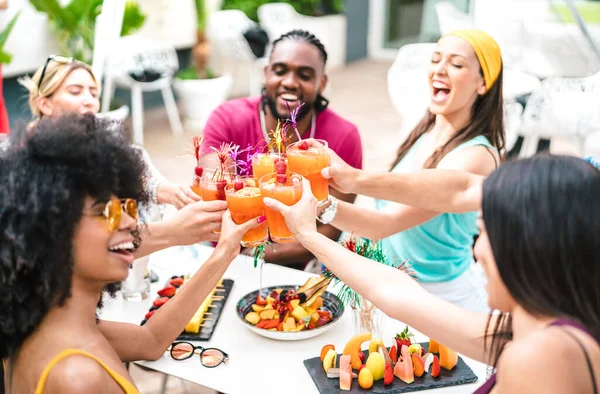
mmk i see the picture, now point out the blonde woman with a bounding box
[17,55,223,256]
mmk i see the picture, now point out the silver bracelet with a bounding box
[317,196,338,224]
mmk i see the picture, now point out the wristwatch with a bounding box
[317,196,338,224]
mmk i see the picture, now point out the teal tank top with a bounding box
[376,134,496,283]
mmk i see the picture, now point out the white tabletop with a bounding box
[100,245,487,394]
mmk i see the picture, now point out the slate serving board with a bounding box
[303,343,478,393]
[141,278,234,341]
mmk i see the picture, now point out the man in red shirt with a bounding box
[200,30,363,269]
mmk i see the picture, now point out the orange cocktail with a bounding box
[259,173,303,243]
[200,169,231,233]
[191,174,202,197]
[287,139,330,205]
[252,153,288,181]
[225,177,268,247]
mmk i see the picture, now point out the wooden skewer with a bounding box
[214,288,226,293]
[212,295,225,300]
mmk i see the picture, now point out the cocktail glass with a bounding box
[287,139,330,205]
[225,177,268,247]
[259,172,303,243]
[252,153,288,181]
[191,174,202,197]
[200,169,231,233]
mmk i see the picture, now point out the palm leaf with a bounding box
[0,11,21,64]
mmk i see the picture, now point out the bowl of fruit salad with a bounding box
[236,284,344,341]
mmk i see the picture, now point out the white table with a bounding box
[100,245,487,394]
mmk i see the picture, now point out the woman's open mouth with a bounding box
[431,81,451,103]
[108,241,135,264]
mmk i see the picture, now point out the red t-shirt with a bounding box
[0,66,9,135]
[201,97,363,170]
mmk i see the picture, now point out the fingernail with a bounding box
[257,216,266,224]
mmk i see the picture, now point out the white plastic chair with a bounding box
[387,43,436,139]
[518,71,600,158]
[91,0,126,83]
[207,10,266,96]
[101,36,183,145]
[257,3,298,42]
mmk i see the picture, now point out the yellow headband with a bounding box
[443,30,502,92]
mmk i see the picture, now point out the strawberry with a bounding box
[297,140,309,150]
[234,180,244,191]
[389,345,398,365]
[157,285,176,297]
[276,174,287,184]
[384,363,394,385]
[216,179,227,190]
[194,166,204,177]
[431,355,440,378]
[169,277,184,287]
[421,347,425,357]
[152,297,169,308]
[275,160,287,174]
[358,351,365,363]
[395,326,415,352]
[256,294,268,306]
[145,310,156,320]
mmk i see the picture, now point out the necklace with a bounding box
[260,107,316,152]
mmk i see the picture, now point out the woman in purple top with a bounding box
[265,155,600,393]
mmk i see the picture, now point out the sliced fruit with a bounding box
[256,320,269,329]
[384,363,394,385]
[266,295,276,305]
[310,296,323,310]
[251,304,265,313]
[145,310,156,320]
[380,344,393,366]
[429,338,440,353]
[285,317,296,330]
[256,295,268,306]
[289,299,300,309]
[153,297,169,308]
[259,309,276,320]
[339,354,353,391]
[315,316,331,327]
[389,345,398,365]
[394,345,414,384]
[365,352,385,381]
[291,306,309,320]
[395,326,415,351]
[276,322,284,331]
[244,311,260,325]
[326,368,359,379]
[358,351,365,364]
[369,338,383,354]
[439,344,458,370]
[320,345,335,362]
[358,367,374,389]
[310,312,320,325]
[412,353,425,377]
[342,332,372,370]
[431,355,441,377]
[262,319,279,329]
[263,303,273,310]
[424,352,434,374]
[323,348,337,373]
[408,344,423,356]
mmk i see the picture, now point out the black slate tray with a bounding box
[141,278,234,341]
[303,342,478,393]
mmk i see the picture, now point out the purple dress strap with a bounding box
[473,373,496,394]
[549,319,600,344]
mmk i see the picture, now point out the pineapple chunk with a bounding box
[291,306,309,320]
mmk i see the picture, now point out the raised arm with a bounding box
[264,178,495,363]
[313,139,485,214]
[99,212,260,362]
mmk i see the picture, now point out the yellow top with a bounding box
[443,29,502,92]
[34,349,139,394]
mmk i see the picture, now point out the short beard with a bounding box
[264,93,313,122]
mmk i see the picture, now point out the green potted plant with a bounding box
[173,0,232,131]
[28,0,146,64]
[0,10,20,134]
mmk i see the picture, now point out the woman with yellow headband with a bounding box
[310,30,505,312]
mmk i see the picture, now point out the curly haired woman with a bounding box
[0,115,260,393]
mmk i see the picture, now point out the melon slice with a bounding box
[339,354,353,391]
[394,345,414,384]
[439,344,458,370]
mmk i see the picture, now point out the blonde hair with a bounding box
[18,59,100,118]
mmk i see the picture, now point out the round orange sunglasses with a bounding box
[95,199,138,231]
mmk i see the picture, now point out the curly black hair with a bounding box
[0,114,148,359]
